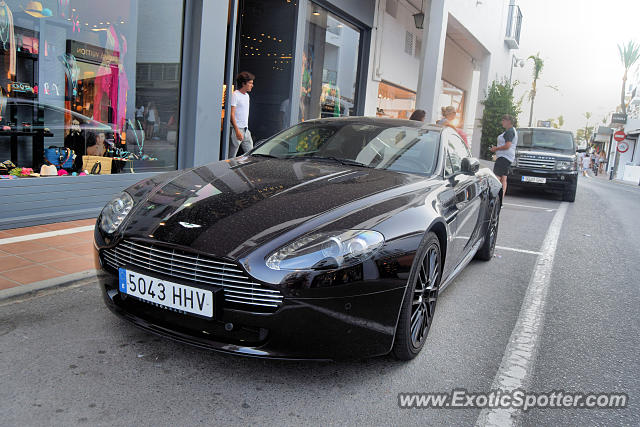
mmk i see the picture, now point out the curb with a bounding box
[0,269,105,302]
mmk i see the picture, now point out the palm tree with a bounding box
[527,53,544,126]
[617,41,640,115]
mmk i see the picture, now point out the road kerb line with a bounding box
[0,225,94,245]
[476,202,568,427]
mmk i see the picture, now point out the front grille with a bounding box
[516,157,555,169]
[102,240,283,312]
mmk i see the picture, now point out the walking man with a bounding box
[229,71,255,158]
[490,114,518,198]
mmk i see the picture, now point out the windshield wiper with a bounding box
[304,156,372,168]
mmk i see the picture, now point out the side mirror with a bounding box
[461,157,480,175]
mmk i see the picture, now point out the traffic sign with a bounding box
[614,130,626,142]
[617,141,630,153]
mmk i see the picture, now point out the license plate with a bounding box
[119,268,214,318]
[521,176,546,183]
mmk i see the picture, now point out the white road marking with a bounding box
[503,202,556,212]
[453,237,541,256]
[494,246,542,256]
[476,202,568,427]
[0,225,94,246]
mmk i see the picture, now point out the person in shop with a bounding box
[229,71,255,158]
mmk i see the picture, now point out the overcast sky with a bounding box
[509,0,640,133]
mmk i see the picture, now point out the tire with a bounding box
[563,185,576,202]
[475,197,501,261]
[392,232,442,360]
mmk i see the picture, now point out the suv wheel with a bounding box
[563,184,576,202]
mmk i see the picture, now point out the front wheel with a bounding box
[563,185,576,202]
[392,232,441,360]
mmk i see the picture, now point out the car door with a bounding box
[443,131,483,268]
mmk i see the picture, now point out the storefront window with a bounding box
[376,81,416,119]
[298,4,361,122]
[0,0,183,176]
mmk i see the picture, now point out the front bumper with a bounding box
[96,249,406,360]
[507,168,577,191]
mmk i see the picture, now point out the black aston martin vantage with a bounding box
[94,117,503,360]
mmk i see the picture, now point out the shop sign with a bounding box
[611,113,627,125]
[67,40,119,65]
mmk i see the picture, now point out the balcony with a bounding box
[505,4,522,49]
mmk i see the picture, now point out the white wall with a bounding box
[365,0,516,127]
[447,0,513,82]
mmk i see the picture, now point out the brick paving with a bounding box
[0,219,97,291]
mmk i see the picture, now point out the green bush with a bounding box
[480,80,521,160]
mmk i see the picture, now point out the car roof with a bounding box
[517,127,574,134]
[303,116,443,133]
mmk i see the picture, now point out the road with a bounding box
[1,175,639,426]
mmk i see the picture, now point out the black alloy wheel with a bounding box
[392,232,441,360]
[475,197,501,261]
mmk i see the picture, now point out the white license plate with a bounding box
[119,268,213,318]
[521,176,546,183]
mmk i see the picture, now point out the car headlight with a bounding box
[556,160,574,171]
[99,192,134,234]
[266,230,385,271]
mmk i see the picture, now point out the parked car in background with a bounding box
[508,127,578,202]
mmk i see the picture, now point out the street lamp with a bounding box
[509,55,525,85]
[413,0,425,29]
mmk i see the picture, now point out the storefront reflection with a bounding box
[0,0,183,178]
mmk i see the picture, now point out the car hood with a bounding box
[516,149,575,160]
[121,157,424,259]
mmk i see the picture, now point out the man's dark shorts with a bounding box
[493,157,511,177]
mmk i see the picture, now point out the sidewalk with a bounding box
[0,219,98,295]
[587,169,640,187]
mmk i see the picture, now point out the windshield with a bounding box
[517,129,575,153]
[251,121,440,175]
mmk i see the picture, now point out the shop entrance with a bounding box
[222,0,367,155]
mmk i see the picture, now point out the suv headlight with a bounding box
[99,192,134,234]
[266,230,384,271]
[556,160,574,171]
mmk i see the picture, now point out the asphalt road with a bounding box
[1,175,638,426]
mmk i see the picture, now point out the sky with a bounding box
[509,0,640,133]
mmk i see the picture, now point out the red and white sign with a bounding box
[617,141,630,153]
[613,130,626,142]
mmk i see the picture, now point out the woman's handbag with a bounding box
[82,155,112,175]
[44,147,74,169]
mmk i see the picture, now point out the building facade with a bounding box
[0,0,521,229]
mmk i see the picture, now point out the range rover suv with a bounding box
[507,127,578,202]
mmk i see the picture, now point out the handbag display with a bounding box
[82,155,112,175]
[44,147,74,169]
